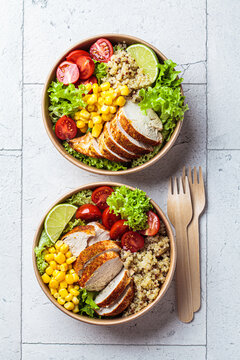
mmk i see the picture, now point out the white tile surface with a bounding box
[208,0,240,149]
[0,152,21,359]
[22,344,206,360]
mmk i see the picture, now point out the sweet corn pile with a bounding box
[41,240,80,313]
[74,82,129,138]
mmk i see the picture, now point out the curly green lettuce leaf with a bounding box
[62,218,86,235]
[78,288,100,318]
[93,60,107,84]
[34,230,54,275]
[48,80,88,123]
[66,189,93,207]
[63,141,127,171]
[107,186,152,231]
[131,144,162,168]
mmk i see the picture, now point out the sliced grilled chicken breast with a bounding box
[68,132,103,158]
[110,116,153,154]
[88,222,110,245]
[98,131,130,163]
[118,102,163,146]
[95,268,131,308]
[95,281,134,316]
[79,251,123,291]
[73,240,121,276]
[61,225,95,257]
[103,122,138,159]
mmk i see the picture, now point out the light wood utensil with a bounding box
[167,176,193,323]
[183,166,206,312]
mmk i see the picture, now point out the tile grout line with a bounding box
[22,342,207,347]
[205,0,208,359]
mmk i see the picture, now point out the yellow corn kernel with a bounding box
[68,264,73,270]
[109,106,117,114]
[120,85,130,96]
[112,91,119,100]
[60,263,68,272]
[74,111,81,120]
[100,105,109,114]
[69,269,75,274]
[45,266,53,276]
[104,96,113,106]
[87,105,95,112]
[48,247,56,254]
[76,120,86,129]
[73,305,79,313]
[87,94,97,105]
[102,113,113,122]
[98,97,105,106]
[49,279,58,289]
[66,256,77,265]
[67,284,74,291]
[59,288,68,298]
[57,297,66,305]
[74,285,80,290]
[85,83,92,92]
[70,288,79,296]
[80,125,88,134]
[100,82,110,91]
[42,273,50,283]
[55,253,66,265]
[92,124,103,138]
[53,292,59,299]
[65,251,72,259]
[90,111,99,119]
[65,293,73,302]
[72,296,79,305]
[59,280,68,289]
[92,115,102,125]
[60,243,69,254]
[72,273,79,282]
[56,264,61,270]
[100,91,108,98]
[79,109,90,120]
[88,120,93,128]
[44,253,54,262]
[49,260,57,270]
[65,274,74,284]
[92,83,99,94]
[55,240,63,250]
[55,271,66,282]
[52,269,59,277]
[64,301,74,311]
[83,94,91,101]
[115,96,126,107]
[50,288,58,296]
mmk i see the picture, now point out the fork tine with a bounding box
[188,166,192,184]
[199,166,204,185]
[174,177,178,194]
[179,177,184,194]
[182,166,186,191]
[168,177,172,195]
[193,166,198,184]
[184,176,191,196]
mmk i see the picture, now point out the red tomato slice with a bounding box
[95,193,110,211]
[102,207,121,230]
[76,55,95,80]
[92,186,114,204]
[140,211,161,236]
[90,38,113,62]
[80,76,98,93]
[75,204,102,221]
[55,116,77,140]
[66,50,91,63]
[56,61,79,85]
[121,231,145,253]
[110,220,129,240]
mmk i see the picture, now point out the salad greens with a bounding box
[107,186,152,231]
[48,80,88,123]
[78,288,100,318]
[34,230,54,274]
[139,59,188,141]
[62,218,85,234]
[93,60,107,84]
[131,144,163,168]
[63,141,127,171]
[66,189,93,206]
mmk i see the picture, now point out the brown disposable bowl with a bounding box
[42,34,184,175]
[33,182,176,325]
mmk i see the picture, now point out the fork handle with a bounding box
[175,226,193,323]
[188,217,201,312]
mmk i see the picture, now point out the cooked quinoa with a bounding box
[120,224,170,316]
[102,46,152,97]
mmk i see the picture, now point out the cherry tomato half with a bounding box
[92,186,114,205]
[76,55,95,80]
[102,207,121,230]
[56,61,79,85]
[80,76,98,93]
[90,38,113,63]
[75,204,102,222]
[66,49,91,63]
[121,231,145,253]
[55,116,77,140]
[110,220,129,240]
[140,211,161,236]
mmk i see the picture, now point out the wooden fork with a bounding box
[183,166,206,312]
[167,176,193,323]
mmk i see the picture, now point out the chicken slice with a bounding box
[68,132,103,159]
[61,225,95,257]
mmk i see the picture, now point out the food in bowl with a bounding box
[34,185,171,318]
[47,38,188,171]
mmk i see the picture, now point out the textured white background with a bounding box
[0,0,239,359]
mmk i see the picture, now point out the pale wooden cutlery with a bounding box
[167,176,193,323]
[183,166,206,312]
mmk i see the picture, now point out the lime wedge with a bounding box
[127,44,159,83]
[44,204,78,242]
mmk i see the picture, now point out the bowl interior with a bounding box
[33,182,176,325]
[42,34,183,175]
